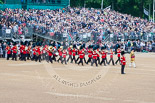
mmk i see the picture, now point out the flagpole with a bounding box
[101,0,104,9]
[153,0,155,22]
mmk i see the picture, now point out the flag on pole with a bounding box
[144,8,149,16]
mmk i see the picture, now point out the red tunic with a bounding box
[88,50,92,58]
[121,56,126,65]
[6,46,11,54]
[79,52,85,59]
[33,48,36,55]
[72,49,76,56]
[117,49,121,57]
[58,49,62,56]
[62,51,67,58]
[110,52,113,58]
[12,46,17,54]
[36,48,41,55]
[92,53,97,59]
[101,51,106,58]
[68,47,72,55]
[48,50,53,56]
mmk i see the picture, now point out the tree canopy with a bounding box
[70,0,153,18]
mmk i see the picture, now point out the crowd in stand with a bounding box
[0,7,155,41]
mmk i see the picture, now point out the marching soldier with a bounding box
[62,48,67,64]
[35,46,41,62]
[22,45,27,61]
[6,45,11,60]
[78,47,85,66]
[32,46,36,61]
[86,46,93,64]
[57,46,63,63]
[48,46,53,64]
[11,43,17,61]
[115,47,121,65]
[67,45,73,63]
[120,51,126,74]
[100,47,106,66]
[91,49,98,67]
[71,45,77,63]
[27,45,31,60]
[108,48,115,65]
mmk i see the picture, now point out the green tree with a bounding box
[0,0,3,4]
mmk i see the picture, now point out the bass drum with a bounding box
[55,52,59,56]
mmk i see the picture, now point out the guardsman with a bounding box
[108,48,115,65]
[35,46,41,62]
[72,45,77,63]
[67,45,73,63]
[27,45,31,60]
[115,47,121,65]
[120,51,126,74]
[91,49,98,67]
[48,46,53,64]
[62,48,67,64]
[78,47,85,66]
[19,44,24,60]
[57,46,63,63]
[6,45,11,60]
[100,47,106,66]
[86,46,93,64]
[96,48,100,65]
[22,45,27,61]
[11,43,17,61]
[32,46,36,61]
[52,46,57,62]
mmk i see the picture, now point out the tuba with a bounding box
[48,46,53,52]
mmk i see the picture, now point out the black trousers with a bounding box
[76,57,79,63]
[67,55,73,63]
[100,58,106,66]
[20,53,23,60]
[115,57,121,65]
[7,54,11,60]
[49,56,53,63]
[62,57,67,64]
[27,54,31,60]
[108,58,115,65]
[31,55,36,61]
[97,57,100,64]
[72,56,76,63]
[121,65,125,74]
[35,55,41,62]
[87,57,92,64]
[12,53,17,61]
[78,58,84,66]
[42,53,46,60]
[57,56,62,63]
[91,59,98,67]
[22,54,26,61]
[52,55,56,62]
[105,57,108,64]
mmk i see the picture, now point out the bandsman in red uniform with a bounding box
[22,45,27,61]
[72,45,77,63]
[108,48,115,65]
[120,51,126,74]
[67,45,73,63]
[96,48,100,64]
[100,47,106,66]
[115,48,121,65]
[27,45,31,60]
[86,46,93,64]
[32,46,36,61]
[35,46,41,62]
[78,47,85,66]
[57,46,63,63]
[91,49,98,67]
[48,46,53,64]
[6,45,11,60]
[11,43,17,61]
[19,44,24,60]
[62,48,67,64]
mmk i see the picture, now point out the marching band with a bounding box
[4,42,127,74]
